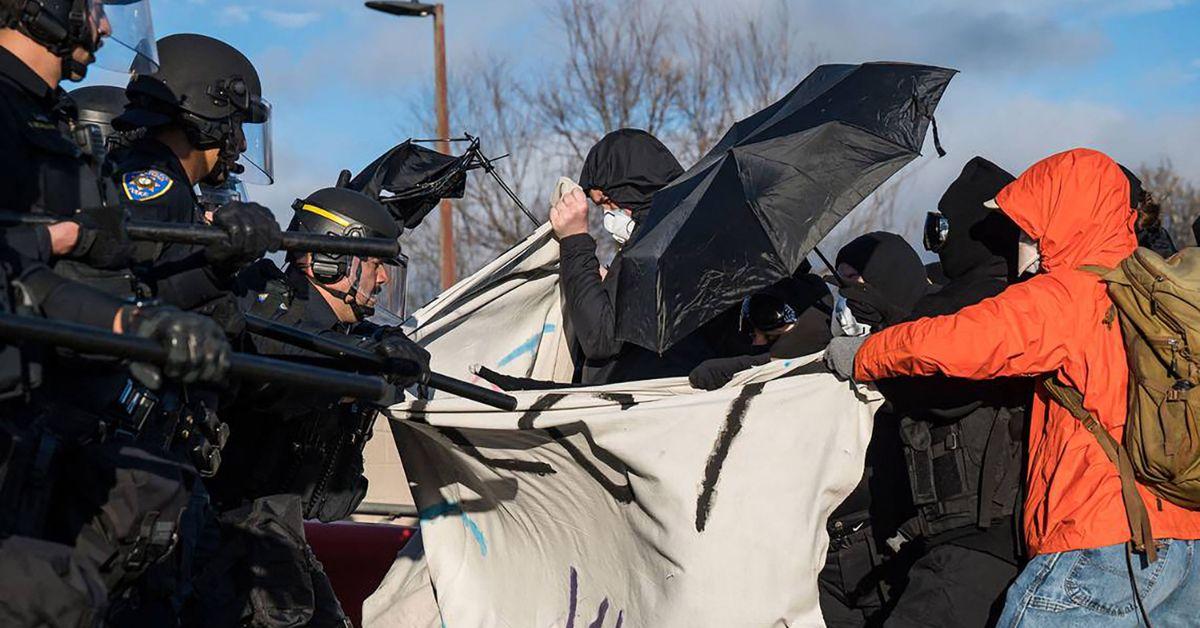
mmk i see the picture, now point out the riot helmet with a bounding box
[114,33,272,186]
[69,84,128,158]
[1,0,157,81]
[288,187,406,320]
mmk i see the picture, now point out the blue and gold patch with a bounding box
[122,169,174,202]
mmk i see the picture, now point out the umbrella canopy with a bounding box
[615,62,956,353]
[348,140,469,230]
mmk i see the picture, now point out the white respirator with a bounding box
[832,294,871,337]
[603,210,636,245]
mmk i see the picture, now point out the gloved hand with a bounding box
[824,335,868,381]
[373,330,431,389]
[206,201,282,271]
[68,205,135,269]
[689,353,770,390]
[122,305,232,388]
[838,283,908,330]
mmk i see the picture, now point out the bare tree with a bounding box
[400,0,834,308]
[1139,159,1200,249]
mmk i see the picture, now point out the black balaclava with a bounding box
[936,157,1018,281]
[578,128,684,221]
[836,232,927,328]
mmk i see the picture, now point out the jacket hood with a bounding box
[578,128,684,220]
[994,148,1136,273]
[836,231,928,319]
[937,157,1018,281]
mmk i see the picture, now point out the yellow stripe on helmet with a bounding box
[299,203,352,227]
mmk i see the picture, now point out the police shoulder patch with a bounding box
[122,169,174,202]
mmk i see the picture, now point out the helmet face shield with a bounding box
[197,176,248,213]
[236,99,273,185]
[95,0,158,74]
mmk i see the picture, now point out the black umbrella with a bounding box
[614,62,956,353]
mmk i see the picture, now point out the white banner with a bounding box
[363,226,880,627]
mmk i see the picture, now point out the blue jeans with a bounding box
[998,540,1200,627]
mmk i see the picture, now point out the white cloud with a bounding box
[219,5,250,25]
[259,10,321,29]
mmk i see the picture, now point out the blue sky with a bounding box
[83,0,1200,239]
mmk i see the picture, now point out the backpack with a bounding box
[1042,246,1200,563]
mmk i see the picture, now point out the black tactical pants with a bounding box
[884,543,1018,628]
[819,524,888,627]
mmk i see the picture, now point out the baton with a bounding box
[244,314,518,411]
[0,313,390,401]
[0,212,400,258]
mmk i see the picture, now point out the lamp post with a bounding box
[365,1,455,290]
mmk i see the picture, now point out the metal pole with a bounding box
[433,3,455,290]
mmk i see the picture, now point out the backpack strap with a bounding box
[1040,375,1157,562]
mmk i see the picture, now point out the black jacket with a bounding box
[214,260,382,520]
[561,234,713,384]
[0,47,123,330]
[104,138,240,315]
[876,157,1029,562]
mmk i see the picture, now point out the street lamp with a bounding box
[365,1,455,290]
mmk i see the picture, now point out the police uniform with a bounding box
[0,44,195,624]
[108,138,243,319]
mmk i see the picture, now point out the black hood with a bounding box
[836,231,927,320]
[578,128,683,221]
[936,157,1018,281]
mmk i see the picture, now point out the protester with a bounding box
[689,263,832,390]
[550,128,713,384]
[1121,165,1177,258]
[876,157,1029,627]
[819,232,925,627]
[827,149,1200,624]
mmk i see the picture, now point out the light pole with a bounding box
[365,1,455,290]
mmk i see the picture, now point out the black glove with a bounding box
[689,353,770,390]
[838,283,908,330]
[123,306,232,387]
[68,205,135,269]
[206,201,282,271]
[373,331,430,389]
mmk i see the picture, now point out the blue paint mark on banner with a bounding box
[419,500,488,557]
[497,323,557,367]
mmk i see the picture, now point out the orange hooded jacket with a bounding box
[854,148,1200,556]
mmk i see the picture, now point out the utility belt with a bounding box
[113,378,229,477]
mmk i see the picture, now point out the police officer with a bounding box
[0,0,234,622]
[180,187,428,627]
[223,186,428,515]
[107,33,281,316]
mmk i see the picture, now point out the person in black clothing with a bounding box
[1120,165,1177,258]
[688,262,834,390]
[0,2,233,624]
[552,128,716,384]
[195,187,428,628]
[818,232,926,628]
[104,33,281,324]
[868,157,1030,628]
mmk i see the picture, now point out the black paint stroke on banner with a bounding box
[595,392,637,410]
[694,382,767,532]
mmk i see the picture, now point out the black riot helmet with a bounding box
[1,0,157,81]
[69,84,128,158]
[289,187,406,320]
[114,33,272,186]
